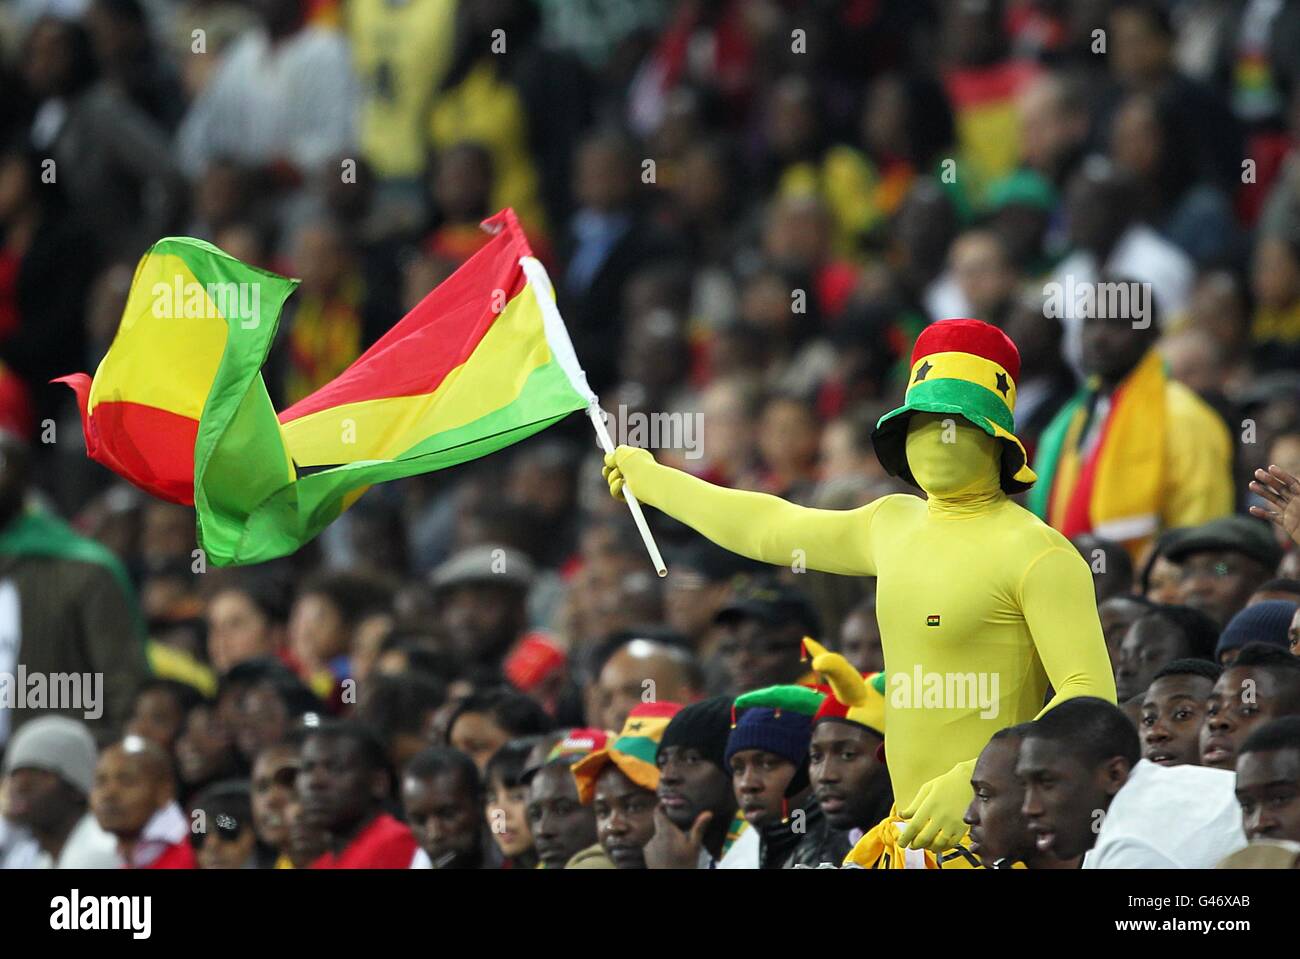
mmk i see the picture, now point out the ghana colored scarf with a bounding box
[1029,349,1166,545]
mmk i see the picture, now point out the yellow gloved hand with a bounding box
[896,758,976,852]
[602,445,656,502]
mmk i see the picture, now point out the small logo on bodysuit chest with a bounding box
[926,614,941,627]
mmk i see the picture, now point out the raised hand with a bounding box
[643,805,712,869]
[1249,465,1300,547]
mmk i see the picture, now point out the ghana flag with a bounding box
[57,209,594,566]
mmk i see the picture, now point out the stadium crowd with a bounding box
[3,0,1300,869]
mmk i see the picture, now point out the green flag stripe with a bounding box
[209,357,586,565]
[903,378,1016,434]
[1025,389,1086,519]
[611,735,662,766]
[186,236,299,565]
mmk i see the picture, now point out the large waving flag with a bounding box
[58,209,595,566]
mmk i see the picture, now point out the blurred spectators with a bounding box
[1,0,1298,873]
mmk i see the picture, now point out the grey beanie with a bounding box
[2,716,98,795]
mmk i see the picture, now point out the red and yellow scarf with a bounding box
[1030,350,1166,552]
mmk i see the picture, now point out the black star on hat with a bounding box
[995,371,1010,397]
[913,360,933,384]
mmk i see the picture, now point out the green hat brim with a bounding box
[872,400,1036,495]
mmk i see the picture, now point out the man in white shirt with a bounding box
[1,716,121,868]
[177,0,357,180]
[1083,760,1245,868]
[0,815,41,869]
[1048,157,1195,375]
[1018,696,1247,868]
[90,735,192,867]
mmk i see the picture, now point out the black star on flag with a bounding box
[995,371,1010,397]
[913,360,933,383]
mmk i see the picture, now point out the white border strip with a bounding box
[521,255,597,406]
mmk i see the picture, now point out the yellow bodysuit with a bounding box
[606,414,1116,845]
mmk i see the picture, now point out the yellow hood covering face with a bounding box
[903,413,1001,499]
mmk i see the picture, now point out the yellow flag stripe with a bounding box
[908,350,1016,412]
[281,281,551,465]
[88,252,230,419]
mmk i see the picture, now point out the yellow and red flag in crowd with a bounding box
[58,209,593,565]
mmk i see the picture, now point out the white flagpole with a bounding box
[521,254,667,577]
[586,402,667,577]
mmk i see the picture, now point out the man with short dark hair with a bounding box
[964,725,1076,869]
[1097,594,1155,670]
[1200,644,1300,770]
[402,746,494,869]
[298,720,417,868]
[1140,659,1221,766]
[1235,716,1300,843]
[588,637,700,732]
[91,735,196,868]
[1114,604,1218,700]
[1018,697,1245,868]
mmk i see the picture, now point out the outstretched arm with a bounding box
[604,446,881,575]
